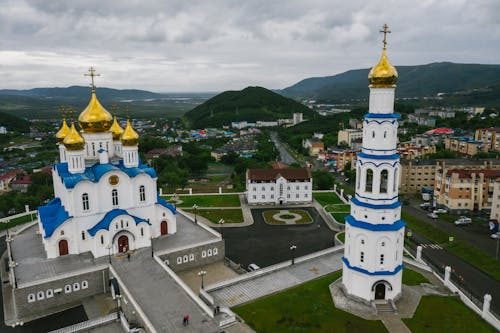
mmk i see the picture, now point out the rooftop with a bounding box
[247,168,311,181]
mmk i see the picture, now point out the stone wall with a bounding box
[160,240,225,272]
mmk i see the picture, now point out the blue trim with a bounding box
[357,160,399,168]
[345,215,406,231]
[364,113,401,119]
[358,152,399,160]
[87,209,151,237]
[351,197,402,209]
[355,192,399,201]
[157,196,177,215]
[38,198,72,238]
[342,257,404,276]
[361,147,397,152]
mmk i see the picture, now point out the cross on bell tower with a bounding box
[380,23,391,50]
[84,66,100,91]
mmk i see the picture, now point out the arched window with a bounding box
[112,189,118,206]
[100,235,104,244]
[372,131,375,138]
[139,185,146,202]
[383,131,387,138]
[380,169,388,193]
[82,193,89,211]
[91,142,96,156]
[365,169,373,192]
[393,168,398,192]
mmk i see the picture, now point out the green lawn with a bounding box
[169,194,240,207]
[313,192,343,206]
[331,212,349,223]
[402,268,430,286]
[0,213,37,231]
[262,209,313,225]
[337,232,345,243]
[402,211,500,281]
[325,204,350,212]
[185,208,243,224]
[233,272,387,333]
[404,295,496,333]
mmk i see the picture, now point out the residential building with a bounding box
[397,144,436,161]
[407,114,436,127]
[475,128,500,152]
[293,112,303,125]
[302,138,324,156]
[445,137,487,156]
[246,168,312,205]
[0,170,23,192]
[490,179,500,221]
[349,118,363,129]
[333,149,358,171]
[210,136,257,161]
[144,145,183,159]
[435,167,500,213]
[0,126,7,134]
[337,129,363,147]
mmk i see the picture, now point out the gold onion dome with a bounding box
[63,122,85,151]
[121,119,139,146]
[55,118,71,144]
[368,49,398,88]
[78,89,113,132]
[110,116,124,140]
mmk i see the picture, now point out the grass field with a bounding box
[185,208,243,224]
[337,232,345,243]
[402,268,430,286]
[325,204,350,212]
[169,194,240,208]
[313,192,343,206]
[233,272,387,333]
[402,211,500,281]
[263,209,313,225]
[403,295,496,333]
[331,212,348,223]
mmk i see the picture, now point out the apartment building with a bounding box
[490,179,500,221]
[475,128,500,152]
[445,137,487,156]
[337,129,363,147]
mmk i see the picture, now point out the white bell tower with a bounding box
[342,24,405,303]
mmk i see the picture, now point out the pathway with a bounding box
[208,249,343,307]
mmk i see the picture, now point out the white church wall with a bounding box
[368,88,395,114]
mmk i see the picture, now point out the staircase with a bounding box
[374,301,396,314]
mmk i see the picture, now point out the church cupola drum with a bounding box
[341,24,405,303]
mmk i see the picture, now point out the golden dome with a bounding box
[121,119,139,146]
[63,122,85,151]
[110,116,124,141]
[78,89,113,133]
[55,118,71,144]
[368,49,398,88]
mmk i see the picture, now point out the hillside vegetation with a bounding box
[183,86,315,128]
[280,62,500,103]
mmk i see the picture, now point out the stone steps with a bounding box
[375,302,396,314]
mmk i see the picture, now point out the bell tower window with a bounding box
[380,169,388,193]
[139,185,146,202]
[365,169,373,192]
[82,193,89,211]
[112,189,119,206]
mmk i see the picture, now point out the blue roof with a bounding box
[87,209,150,236]
[54,160,157,189]
[157,196,177,215]
[38,197,72,238]
[345,215,405,231]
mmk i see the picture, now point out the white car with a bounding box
[491,233,500,239]
[420,203,431,209]
[427,212,438,219]
[434,208,448,214]
[248,263,260,271]
[454,216,472,226]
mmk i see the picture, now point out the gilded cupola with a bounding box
[78,89,113,133]
[55,118,71,144]
[121,119,139,146]
[63,122,85,151]
[110,116,124,140]
[368,24,398,88]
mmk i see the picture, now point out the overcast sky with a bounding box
[1,0,499,92]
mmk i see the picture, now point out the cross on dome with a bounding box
[380,23,391,50]
[84,66,100,91]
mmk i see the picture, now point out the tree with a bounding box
[312,171,334,190]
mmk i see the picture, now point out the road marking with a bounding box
[421,243,443,250]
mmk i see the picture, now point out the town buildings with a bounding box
[246,168,312,205]
[337,129,363,147]
[475,128,500,152]
[445,137,487,156]
[490,179,500,221]
[302,138,324,156]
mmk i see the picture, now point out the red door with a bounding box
[118,235,129,253]
[59,239,68,256]
[161,221,168,235]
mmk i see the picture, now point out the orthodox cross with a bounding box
[84,66,100,90]
[380,24,391,50]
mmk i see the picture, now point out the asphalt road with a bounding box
[214,207,336,269]
[0,236,88,332]
[410,231,500,317]
[270,132,298,165]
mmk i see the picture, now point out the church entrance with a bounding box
[375,282,386,300]
[161,221,168,235]
[58,239,68,256]
[118,235,129,253]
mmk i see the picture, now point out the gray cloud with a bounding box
[0,0,499,91]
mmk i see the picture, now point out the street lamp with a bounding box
[290,245,297,265]
[193,204,198,224]
[218,218,225,239]
[198,270,207,289]
[172,193,178,209]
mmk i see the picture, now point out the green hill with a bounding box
[280,62,500,103]
[0,111,30,133]
[183,86,315,128]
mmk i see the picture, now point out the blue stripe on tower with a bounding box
[351,197,402,210]
[344,215,405,231]
[342,257,403,276]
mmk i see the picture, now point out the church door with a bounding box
[59,239,69,256]
[375,283,386,300]
[118,235,129,253]
[161,221,168,235]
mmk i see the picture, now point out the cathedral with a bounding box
[39,69,177,259]
[342,25,405,302]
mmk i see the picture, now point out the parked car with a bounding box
[433,208,448,214]
[248,263,260,271]
[427,212,438,219]
[420,203,431,210]
[491,233,500,239]
[454,216,472,226]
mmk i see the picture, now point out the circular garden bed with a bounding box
[263,209,313,225]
